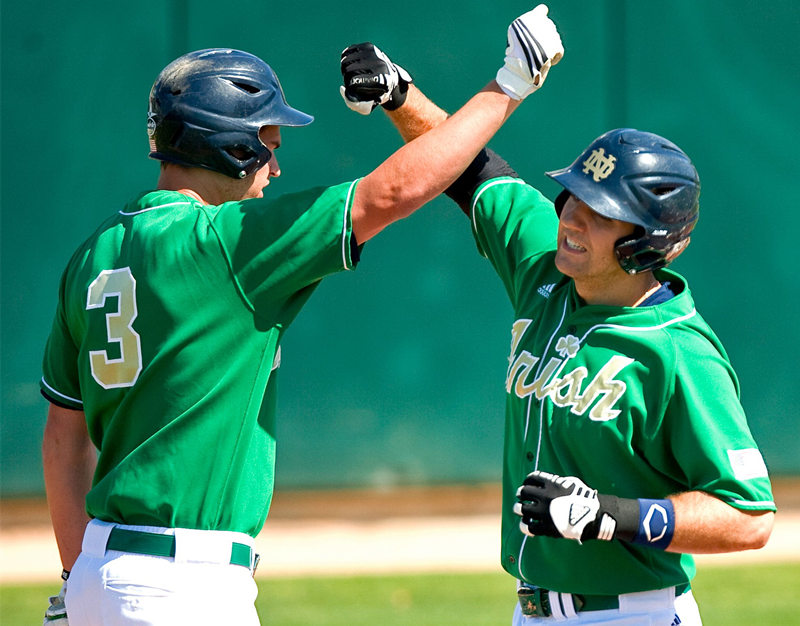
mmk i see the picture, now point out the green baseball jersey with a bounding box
[41,182,360,537]
[469,177,775,595]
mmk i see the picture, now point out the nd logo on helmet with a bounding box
[582,148,617,182]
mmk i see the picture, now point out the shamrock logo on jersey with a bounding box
[555,335,580,359]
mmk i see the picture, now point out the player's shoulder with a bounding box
[472,176,552,210]
[653,271,723,347]
[217,183,356,218]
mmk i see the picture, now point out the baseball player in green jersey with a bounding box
[40,9,564,626]
[339,10,776,624]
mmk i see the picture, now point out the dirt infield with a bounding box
[2,480,798,583]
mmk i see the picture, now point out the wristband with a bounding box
[589,495,675,549]
[382,80,409,110]
[632,498,675,549]
[61,569,70,581]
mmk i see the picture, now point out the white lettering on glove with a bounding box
[496,4,564,100]
[339,45,412,115]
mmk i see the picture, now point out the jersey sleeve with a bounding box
[209,181,359,319]
[469,177,559,303]
[444,148,520,214]
[40,270,83,410]
[652,331,775,512]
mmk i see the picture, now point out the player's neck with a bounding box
[576,273,661,307]
[156,163,243,205]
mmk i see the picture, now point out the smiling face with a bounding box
[554,194,656,305]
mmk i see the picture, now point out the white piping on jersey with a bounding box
[731,498,776,508]
[342,180,359,270]
[530,297,569,467]
[517,535,528,579]
[119,201,192,216]
[470,178,527,258]
[518,298,569,581]
[577,308,699,344]
[40,377,83,406]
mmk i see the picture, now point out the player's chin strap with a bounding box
[513,471,676,549]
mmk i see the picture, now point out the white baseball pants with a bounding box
[65,520,260,625]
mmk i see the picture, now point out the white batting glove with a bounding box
[496,5,564,100]
[43,580,68,625]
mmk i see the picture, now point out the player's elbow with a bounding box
[722,511,775,552]
[745,511,775,550]
[352,177,426,242]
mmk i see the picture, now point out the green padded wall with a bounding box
[2,1,798,495]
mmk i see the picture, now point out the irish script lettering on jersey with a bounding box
[505,319,633,421]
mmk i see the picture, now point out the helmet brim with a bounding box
[545,167,641,226]
[268,105,314,127]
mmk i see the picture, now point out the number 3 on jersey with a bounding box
[86,267,142,388]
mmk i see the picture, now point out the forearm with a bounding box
[345,7,562,243]
[354,81,519,241]
[386,84,519,214]
[384,84,449,144]
[667,490,774,554]
[42,405,96,570]
[380,80,519,197]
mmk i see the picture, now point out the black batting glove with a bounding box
[513,471,639,543]
[339,42,412,115]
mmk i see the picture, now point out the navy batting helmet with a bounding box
[546,128,700,274]
[147,48,313,179]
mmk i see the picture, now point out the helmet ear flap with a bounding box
[614,227,668,274]
[554,190,570,217]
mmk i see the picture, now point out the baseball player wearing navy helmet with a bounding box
[40,9,564,624]
[340,5,775,624]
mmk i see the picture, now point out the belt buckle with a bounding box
[517,586,551,618]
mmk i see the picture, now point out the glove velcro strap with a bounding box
[585,494,639,542]
[382,65,412,110]
[496,65,533,100]
[382,80,409,110]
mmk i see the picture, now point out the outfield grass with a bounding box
[2,562,798,624]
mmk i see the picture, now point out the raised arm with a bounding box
[352,83,517,242]
[345,5,563,243]
[382,83,449,144]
